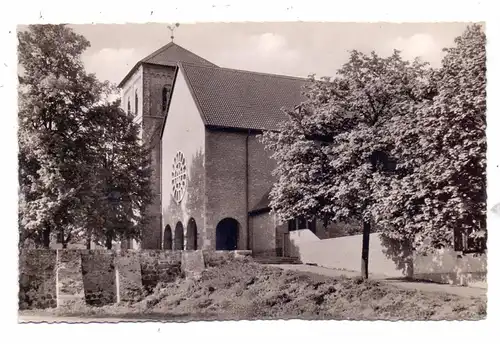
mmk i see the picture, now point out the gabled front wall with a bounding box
[161,70,206,250]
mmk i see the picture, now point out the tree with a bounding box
[18,24,108,248]
[262,50,435,278]
[18,24,152,249]
[372,24,486,254]
[82,101,152,249]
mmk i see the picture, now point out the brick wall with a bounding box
[248,134,276,209]
[18,249,57,310]
[249,212,276,255]
[205,130,248,250]
[141,64,176,249]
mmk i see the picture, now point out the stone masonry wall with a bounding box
[139,250,182,292]
[57,250,85,307]
[81,251,116,306]
[115,250,144,302]
[19,249,248,310]
[18,249,57,310]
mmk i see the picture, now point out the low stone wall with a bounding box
[139,250,182,292]
[115,250,143,302]
[56,250,86,307]
[20,249,241,309]
[203,250,252,267]
[81,250,116,306]
[19,249,57,310]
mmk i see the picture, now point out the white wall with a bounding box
[161,69,206,246]
[120,66,144,139]
[287,230,487,286]
[414,249,487,288]
[289,230,404,278]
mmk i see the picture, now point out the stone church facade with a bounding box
[118,42,341,255]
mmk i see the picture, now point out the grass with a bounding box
[20,258,486,321]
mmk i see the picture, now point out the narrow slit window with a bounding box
[162,86,170,112]
[134,90,139,115]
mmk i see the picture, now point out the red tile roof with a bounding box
[180,63,308,131]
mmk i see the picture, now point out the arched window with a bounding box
[186,218,198,250]
[174,221,184,250]
[163,225,173,250]
[162,86,170,112]
[127,98,131,114]
[134,89,139,115]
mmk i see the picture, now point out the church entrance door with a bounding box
[215,218,239,250]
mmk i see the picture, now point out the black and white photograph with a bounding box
[6,7,492,326]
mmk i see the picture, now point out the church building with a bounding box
[118,41,340,256]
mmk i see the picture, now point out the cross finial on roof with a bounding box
[167,23,180,42]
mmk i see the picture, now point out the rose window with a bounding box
[171,151,187,203]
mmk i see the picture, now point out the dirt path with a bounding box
[272,264,487,299]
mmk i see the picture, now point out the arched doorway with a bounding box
[216,218,239,250]
[174,221,184,250]
[163,225,172,250]
[186,218,198,250]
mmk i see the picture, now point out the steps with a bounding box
[252,255,301,265]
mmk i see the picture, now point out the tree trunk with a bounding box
[86,235,91,250]
[361,221,371,279]
[105,234,113,250]
[61,229,67,249]
[403,240,414,279]
[42,228,50,249]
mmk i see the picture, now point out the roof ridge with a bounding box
[119,42,217,88]
[140,41,175,63]
[173,44,218,67]
[179,61,309,82]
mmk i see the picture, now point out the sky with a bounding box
[70,22,473,86]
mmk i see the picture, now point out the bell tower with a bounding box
[119,25,217,249]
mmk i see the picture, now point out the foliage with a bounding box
[262,49,433,226]
[263,24,486,254]
[18,24,152,248]
[79,101,153,248]
[372,24,487,252]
